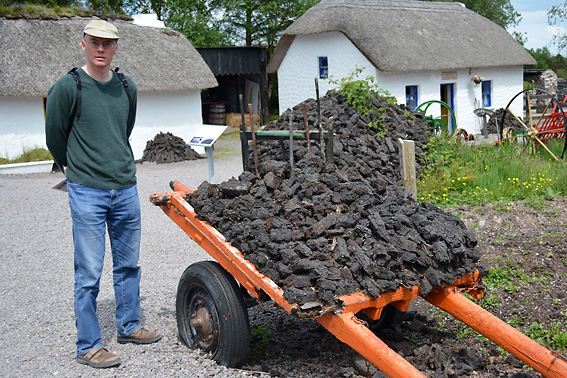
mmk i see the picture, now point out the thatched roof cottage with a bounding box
[0,16,218,160]
[268,0,536,135]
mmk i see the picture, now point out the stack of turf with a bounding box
[187,92,482,309]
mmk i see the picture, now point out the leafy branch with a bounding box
[327,66,396,137]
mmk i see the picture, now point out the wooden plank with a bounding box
[399,139,417,199]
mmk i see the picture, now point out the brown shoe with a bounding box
[117,327,162,344]
[76,347,121,368]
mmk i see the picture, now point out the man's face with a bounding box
[81,35,118,68]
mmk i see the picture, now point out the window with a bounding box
[319,57,328,79]
[406,86,418,109]
[482,80,492,107]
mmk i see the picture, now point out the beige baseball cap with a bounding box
[84,20,119,39]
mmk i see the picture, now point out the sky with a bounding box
[508,0,566,54]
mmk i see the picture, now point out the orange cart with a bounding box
[150,180,567,378]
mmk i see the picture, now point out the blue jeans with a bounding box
[67,180,142,356]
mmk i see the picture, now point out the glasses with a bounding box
[85,39,116,49]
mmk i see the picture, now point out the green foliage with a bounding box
[548,2,567,54]
[328,66,396,136]
[163,0,232,48]
[420,0,521,29]
[0,2,77,16]
[221,0,319,53]
[86,0,125,13]
[249,325,271,358]
[126,0,319,51]
[483,264,529,293]
[0,0,77,7]
[0,0,124,12]
[418,136,567,207]
[526,47,567,79]
[0,147,53,164]
[525,321,567,350]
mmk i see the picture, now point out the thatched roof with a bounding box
[268,0,536,74]
[1,16,218,96]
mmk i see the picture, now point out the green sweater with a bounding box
[45,68,137,189]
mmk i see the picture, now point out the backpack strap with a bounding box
[67,67,134,122]
[67,67,82,121]
[114,67,134,116]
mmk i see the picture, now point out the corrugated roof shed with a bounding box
[197,47,267,76]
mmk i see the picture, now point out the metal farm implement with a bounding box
[499,89,567,161]
[150,180,567,378]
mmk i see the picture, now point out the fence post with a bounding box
[398,139,417,199]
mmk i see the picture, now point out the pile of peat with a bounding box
[251,91,431,183]
[487,108,526,135]
[187,92,482,310]
[140,132,203,163]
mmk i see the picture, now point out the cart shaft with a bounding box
[317,311,427,378]
[424,288,567,378]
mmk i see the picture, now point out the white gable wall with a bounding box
[0,90,204,161]
[0,96,46,160]
[278,32,525,136]
[278,32,375,113]
[131,90,205,157]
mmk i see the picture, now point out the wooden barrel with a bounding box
[209,103,226,125]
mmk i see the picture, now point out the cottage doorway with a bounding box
[440,83,455,132]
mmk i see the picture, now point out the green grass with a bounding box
[249,325,272,358]
[0,147,53,165]
[418,136,567,207]
[0,4,82,18]
[525,321,567,350]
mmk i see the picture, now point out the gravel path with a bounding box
[0,132,279,378]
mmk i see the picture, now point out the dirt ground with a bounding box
[242,197,567,378]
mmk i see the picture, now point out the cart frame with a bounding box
[150,180,567,378]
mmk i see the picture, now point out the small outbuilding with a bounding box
[0,15,218,160]
[267,0,537,135]
[197,47,269,126]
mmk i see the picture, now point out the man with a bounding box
[45,19,161,369]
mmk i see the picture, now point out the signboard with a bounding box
[187,124,228,184]
[442,72,457,80]
[188,124,228,148]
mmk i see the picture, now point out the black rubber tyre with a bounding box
[358,304,406,332]
[176,261,250,368]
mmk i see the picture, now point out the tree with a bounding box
[158,0,231,47]
[126,0,320,50]
[527,47,553,69]
[87,0,125,13]
[548,1,567,53]
[420,0,521,29]
[221,0,319,54]
[526,47,567,79]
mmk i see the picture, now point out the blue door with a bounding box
[440,83,455,132]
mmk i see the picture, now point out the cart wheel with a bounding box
[358,304,406,332]
[415,100,457,135]
[176,261,250,368]
[499,88,567,160]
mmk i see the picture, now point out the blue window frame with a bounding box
[482,80,492,107]
[406,86,418,109]
[319,57,328,79]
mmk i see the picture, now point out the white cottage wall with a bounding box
[376,67,524,135]
[278,32,374,113]
[0,89,204,161]
[278,32,526,137]
[0,96,46,160]
[131,90,204,158]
